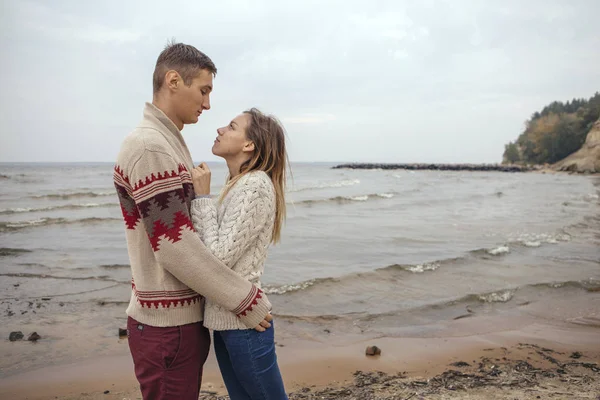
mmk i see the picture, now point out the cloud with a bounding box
[9,1,143,44]
[283,114,337,125]
[0,0,599,163]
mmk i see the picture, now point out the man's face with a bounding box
[173,69,213,125]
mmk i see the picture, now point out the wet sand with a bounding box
[1,291,598,400]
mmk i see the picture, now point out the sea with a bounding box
[0,162,599,377]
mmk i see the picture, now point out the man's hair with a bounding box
[152,41,217,94]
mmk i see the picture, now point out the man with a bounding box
[114,42,273,400]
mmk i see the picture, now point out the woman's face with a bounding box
[212,113,253,159]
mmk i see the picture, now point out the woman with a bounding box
[190,108,289,400]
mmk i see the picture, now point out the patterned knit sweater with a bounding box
[113,102,271,329]
[191,171,276,330]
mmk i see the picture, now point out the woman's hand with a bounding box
[254,313,273,332]
[191,163,211,196]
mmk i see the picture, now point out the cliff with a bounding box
[553,118,600,173]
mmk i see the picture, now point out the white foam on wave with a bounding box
[0,207,34,214]
[479,290,514,303]
[377,193,394,199]
[508,232,571,247]
[348,195,368,202]
[289,179,360,192]
[0,203,115,215]
[523,241,542,248]
[6,218,49,228]
[262,280,317,295]
[405,262,440,273]
[488,246,510,255]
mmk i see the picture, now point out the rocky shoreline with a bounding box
[199,344,599,400]
[332,163,532,172]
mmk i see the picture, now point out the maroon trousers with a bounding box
[127,317,211,400]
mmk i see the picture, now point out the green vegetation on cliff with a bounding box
[503,92,600,164]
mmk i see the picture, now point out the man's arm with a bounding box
[126,149,271,327]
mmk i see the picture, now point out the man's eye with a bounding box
[229,124,233,129]
[201,90,207,95]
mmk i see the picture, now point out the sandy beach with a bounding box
[1,288,598,400]
[1,166,598,399]
[2,0,600,396]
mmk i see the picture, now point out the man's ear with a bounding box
[165,70,181,91]
[243,141,255,153]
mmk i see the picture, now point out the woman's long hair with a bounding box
[219,108,289,244]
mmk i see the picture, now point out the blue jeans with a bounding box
[213,322,288,400]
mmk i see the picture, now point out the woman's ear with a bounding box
[243,141,255,153]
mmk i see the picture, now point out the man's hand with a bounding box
[254,313,273,332]
[191,163,211,196]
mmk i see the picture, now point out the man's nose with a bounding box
[203,95,211,110]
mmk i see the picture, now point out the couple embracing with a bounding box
[114,42,289,400]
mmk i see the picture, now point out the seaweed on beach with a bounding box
[198,345,599,400]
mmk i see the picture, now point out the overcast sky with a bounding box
[1,0,599,163]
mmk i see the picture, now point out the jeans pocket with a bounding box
[257,321,275,346]
[162,326,182,370]
[127,317,146,360]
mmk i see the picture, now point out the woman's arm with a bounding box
[191,174,274,267]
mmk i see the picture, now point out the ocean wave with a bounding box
[0,217,120,232]
[487,246,510,256]
[477,289,514,303]
[378,262,442,274]
[0,272,128,284]
[531,279,600,292]
[294,193,395,206]
[279,279,600,322]
[262,277,337,295]
[0,248,32,257]
[0,203,118,215]
[266,260,449,295]
[100,264,130,270]
[267,236,594,297]
[584,193,599,202]
[30,191,114,200]
[507,232,571,246]
[468,245,511,256]
[289,179,360,193]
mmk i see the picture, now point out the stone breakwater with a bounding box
[332,163,532,172]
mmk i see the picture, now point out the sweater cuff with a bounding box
[192,197,214,207]
[235,288,273,329]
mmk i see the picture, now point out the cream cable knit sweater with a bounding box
[191,170,276,330]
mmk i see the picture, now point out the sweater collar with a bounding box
[142,102,193,166]
[144,102,183,140]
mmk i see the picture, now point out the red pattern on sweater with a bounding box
[114,163,195,251]
[132,280,202,309]
[236,288,264,318]
[148,211,195,251]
